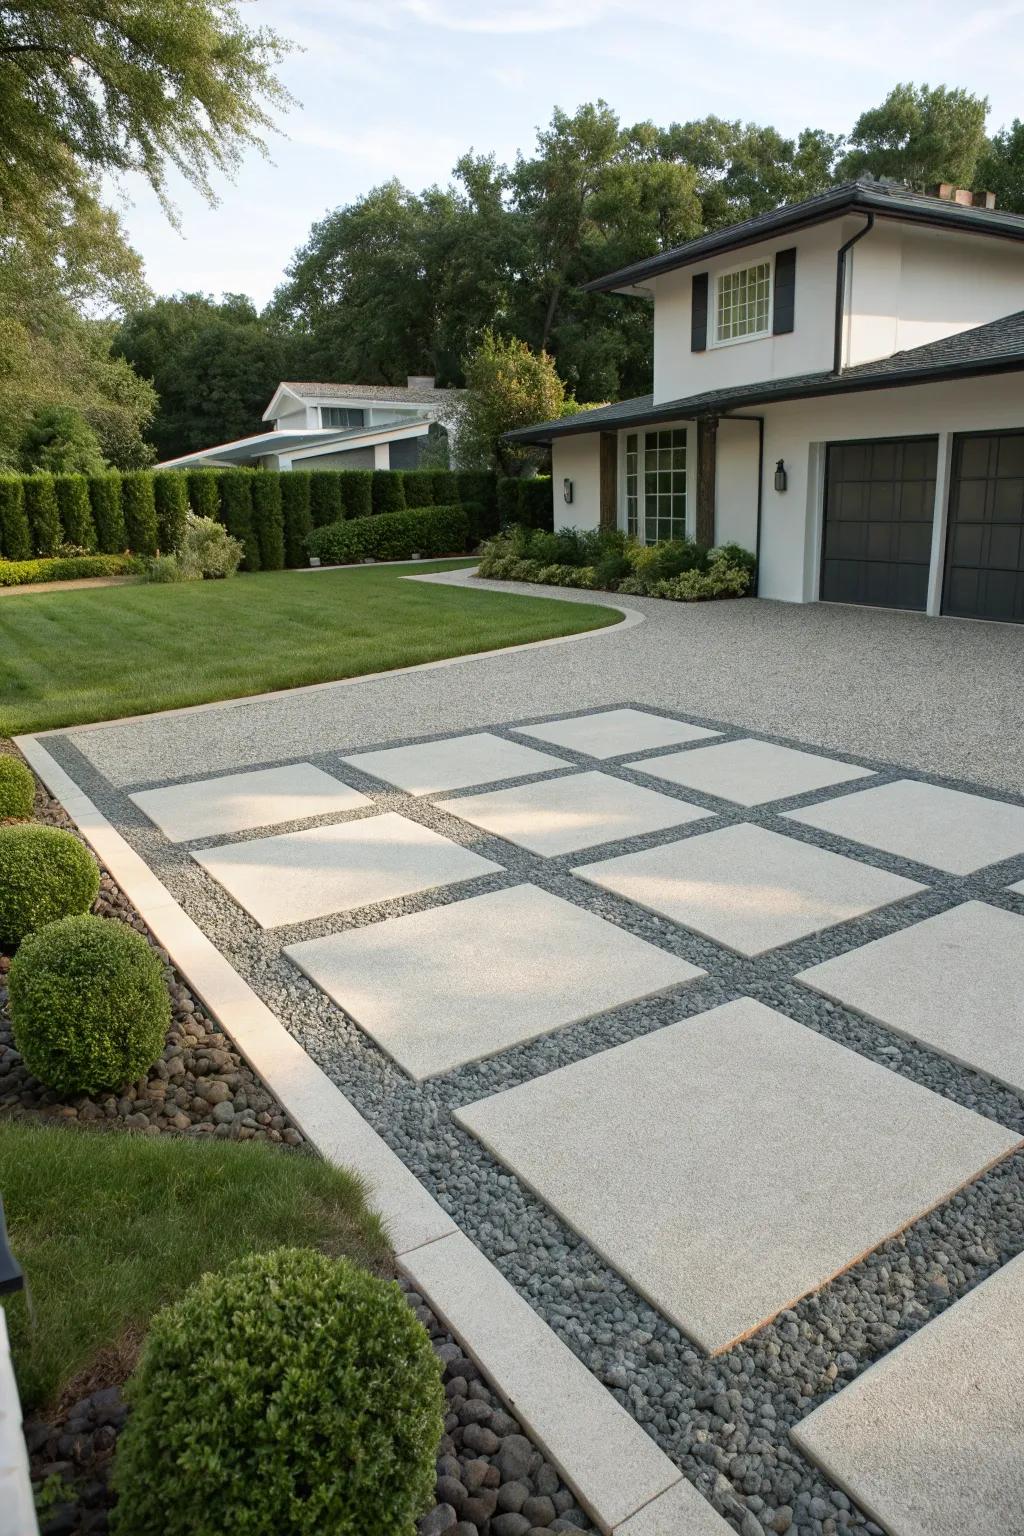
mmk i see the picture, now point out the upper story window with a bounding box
[714,260,772,345]
[320,406,365,429]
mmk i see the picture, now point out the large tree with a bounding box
[838,83,989,189]
[976,121,1024,214]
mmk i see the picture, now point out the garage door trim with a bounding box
[942,427,1024,625]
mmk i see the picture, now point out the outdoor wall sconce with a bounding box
[563,477,574,504]
[774,459,788,493]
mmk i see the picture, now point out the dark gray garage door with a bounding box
[821,437,937,610]
[943,432,1024,623]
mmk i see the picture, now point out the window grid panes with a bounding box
[641,428,687,544]
[625,433,639,537]
[716,261,771,343]
[321,406,366,429]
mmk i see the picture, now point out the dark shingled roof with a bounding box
[583,179,1024,294]
[505,310,1024,444]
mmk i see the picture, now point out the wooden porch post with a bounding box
[599,432,618,531]
[696,415,718,546]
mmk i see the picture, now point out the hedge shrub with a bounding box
[22,475,62,556]
[0,553,137,587]
[54,475,97,550]
[338,469,372,519]
[0,824,100,948]
[121,472,159,557]
[110,1247,444,1536]
[9,914,169,1094]
[476,527,757,601]
[217,471,258,570]
[186,469,220,520]
[0,757,35,820]
[398,469,436,507]
[250,474,285,570]
[371,468,405,516]
[280,472,312,567]
[88,474,126,553]
[307,503,470,565]
[308,472,343,529]
[497,477,552,532]
[0,476,31,561]
[177,514,243,580]
[153,472,189,553]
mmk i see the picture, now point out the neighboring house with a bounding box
[157,377,460,473]
[507,179,1024,624]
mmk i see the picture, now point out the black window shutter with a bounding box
[773,247,796,334]
[691,273,708,351]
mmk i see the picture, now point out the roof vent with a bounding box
[406,375,436,390]
[927,183,996,209]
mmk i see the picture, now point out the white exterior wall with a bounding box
[552,435,602,530]
[273,407,311,432]
[715,419,760,551]
[757,373,1024,604]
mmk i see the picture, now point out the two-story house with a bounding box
[158,377,460,473]
[507,179,1024,625]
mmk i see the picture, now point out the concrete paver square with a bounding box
[285,884,704,1080]
[629,737,873,806]
[574,823,925,956]
[792,1251,1024,1536]
[784,779,1024,874]
[131,763,370,843]
[514,708,719,759]
[437,770,713,857]
[797,901,1024,1095]
[456,999,1021,1354]
[192,812,501,928]
[341,732,565,795]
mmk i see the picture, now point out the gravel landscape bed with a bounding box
[39,706,1024,1536]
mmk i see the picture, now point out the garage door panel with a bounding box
[821,436,937,611]
[988,524,1024,568]
[992,478,1024,521]
[899,523,934,564]
[943,432,1024,623]
[996,436,1024,476]
[955,436,991,477]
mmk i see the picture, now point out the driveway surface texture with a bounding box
[37,577,1024,1536]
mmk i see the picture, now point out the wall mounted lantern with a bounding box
[774,459,788,493]
[563,477,574,505]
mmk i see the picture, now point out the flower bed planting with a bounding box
[476,524,757,601]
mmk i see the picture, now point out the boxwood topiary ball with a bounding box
[9,914,169,1094]
[0,757,35,821]
[111,1247,445,1536]
[0,824,100,947]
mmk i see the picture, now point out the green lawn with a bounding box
[0,560,618,735]
[0,1122,392,1410]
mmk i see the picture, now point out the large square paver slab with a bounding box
[456,999,1020,1353]
[513,708,719,759]
[784,779,1024,874]
[792,1251,1024,1536]
[284,884,703,1079]
[437,771,713,857]
[192,812,501,928]
[341,732,565,795]
[797,901,1024,1095]
[629,738,873,807]
[573,823,925,956]
[131,763,370,843]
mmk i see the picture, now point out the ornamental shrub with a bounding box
[338,469,372,519]
[250,474,285,570]
[110,1247,444,1536]
[186,469,220,520]
[496,477,521,530]
[371,468,405,516]
[153,473,189,553]
[0,476,31,561]
[121,472,158,556]
[518,476,553,530]
[0,553,137,587]
[9,914,169,1094]
[88,473,126,553]
[0,757,35,820]
[0,825,100,948]
[280,472,312,566]
[217,471,257,569]
[308,471,343,529]
[177,514,243,580]
[306,503,469,565]
[22,474,61,556]
[54,475,97,550]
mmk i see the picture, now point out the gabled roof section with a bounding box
[505,310,1024,444]
[156,417,429,470]
[584,179,1024,294]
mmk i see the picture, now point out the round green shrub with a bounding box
[0,757,35,820]
[111,1247,444,1536]
[0,824,99,946]
[9,914,169,1093]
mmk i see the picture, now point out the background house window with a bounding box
[320,406,365,429]
[625,433,639,537]
[715,261,771,343]
[642,428,687,543]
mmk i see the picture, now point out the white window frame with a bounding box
[618,425,689,545]
[710,257,773,348]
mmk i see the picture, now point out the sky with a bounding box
[114,0,1024,308]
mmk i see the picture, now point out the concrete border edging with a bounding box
[13,732,703,1536]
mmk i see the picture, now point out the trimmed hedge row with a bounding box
[497,476,553,532]
[0,553,138,588]
[306,504,471,565]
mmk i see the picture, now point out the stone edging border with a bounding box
[13,730,721,1536]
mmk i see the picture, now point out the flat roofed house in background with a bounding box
[507,178,1024,625]
[157,377,460,475]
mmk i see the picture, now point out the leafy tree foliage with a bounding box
[839,83,989,189]
[976,121,1024,214]
[18,406,106,474]
[452,332,580,474]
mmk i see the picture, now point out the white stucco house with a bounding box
[508,179,1024,624]
[157,377,460,473]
